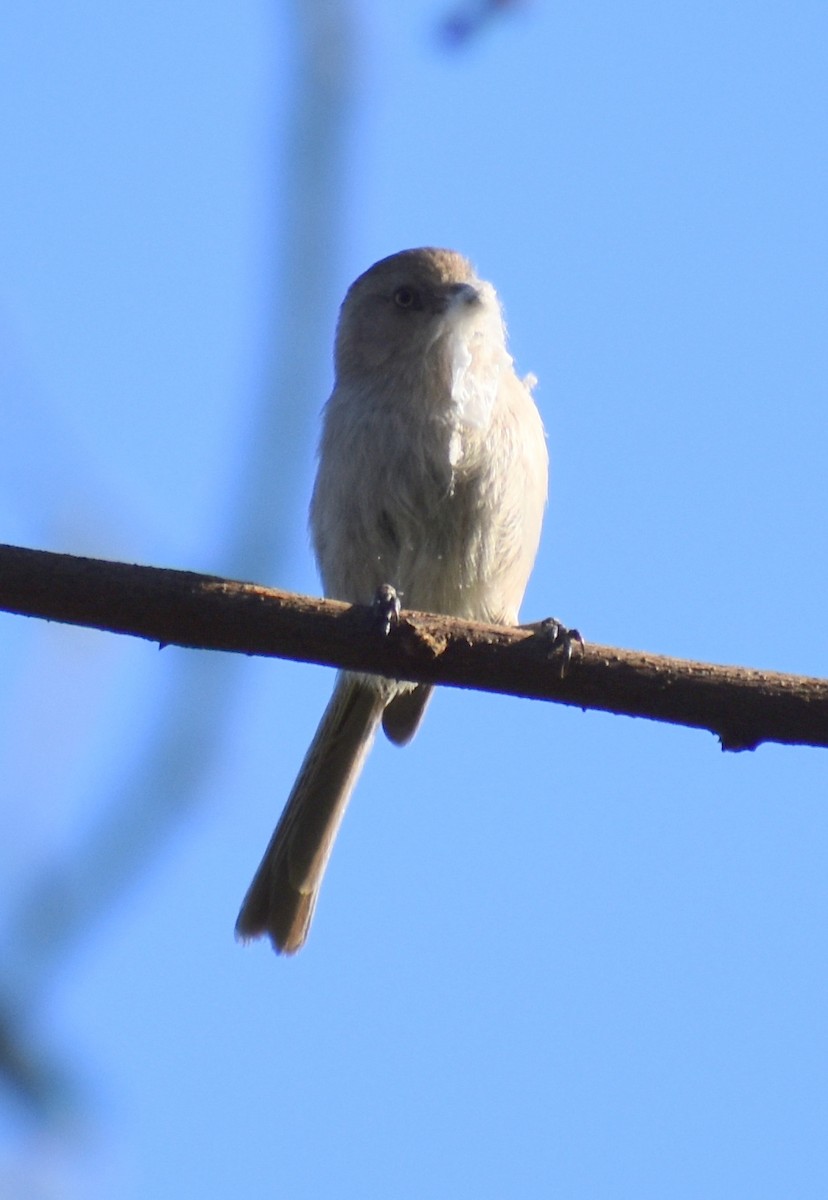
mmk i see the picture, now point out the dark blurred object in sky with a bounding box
[439,0,527,47]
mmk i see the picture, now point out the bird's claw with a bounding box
[538,617,585,678]
[372,583,402,636]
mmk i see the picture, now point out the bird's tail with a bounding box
[235,674,385,954]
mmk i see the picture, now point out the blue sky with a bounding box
[1,2,827,1197]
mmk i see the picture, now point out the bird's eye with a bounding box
[394,286,420,310]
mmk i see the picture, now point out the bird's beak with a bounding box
[433,282,482,314]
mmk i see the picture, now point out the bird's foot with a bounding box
[528,617,585,679]
[372,583,402,636]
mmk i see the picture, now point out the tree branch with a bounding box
[1,542,825,752]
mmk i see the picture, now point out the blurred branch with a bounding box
[0,1002,70,1119]
[225,0,354,575]
[2,542,826,754]
[438,0,525,47]
[0,0,356,1117]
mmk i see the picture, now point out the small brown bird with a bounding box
[235,248,548,953]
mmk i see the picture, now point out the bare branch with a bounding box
[1,542,825,752]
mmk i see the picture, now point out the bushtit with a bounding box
[236,247,548,953]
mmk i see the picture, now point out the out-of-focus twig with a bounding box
[439,0,526,47]
[0,1002,70,1119]
[0,0,356,1116]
